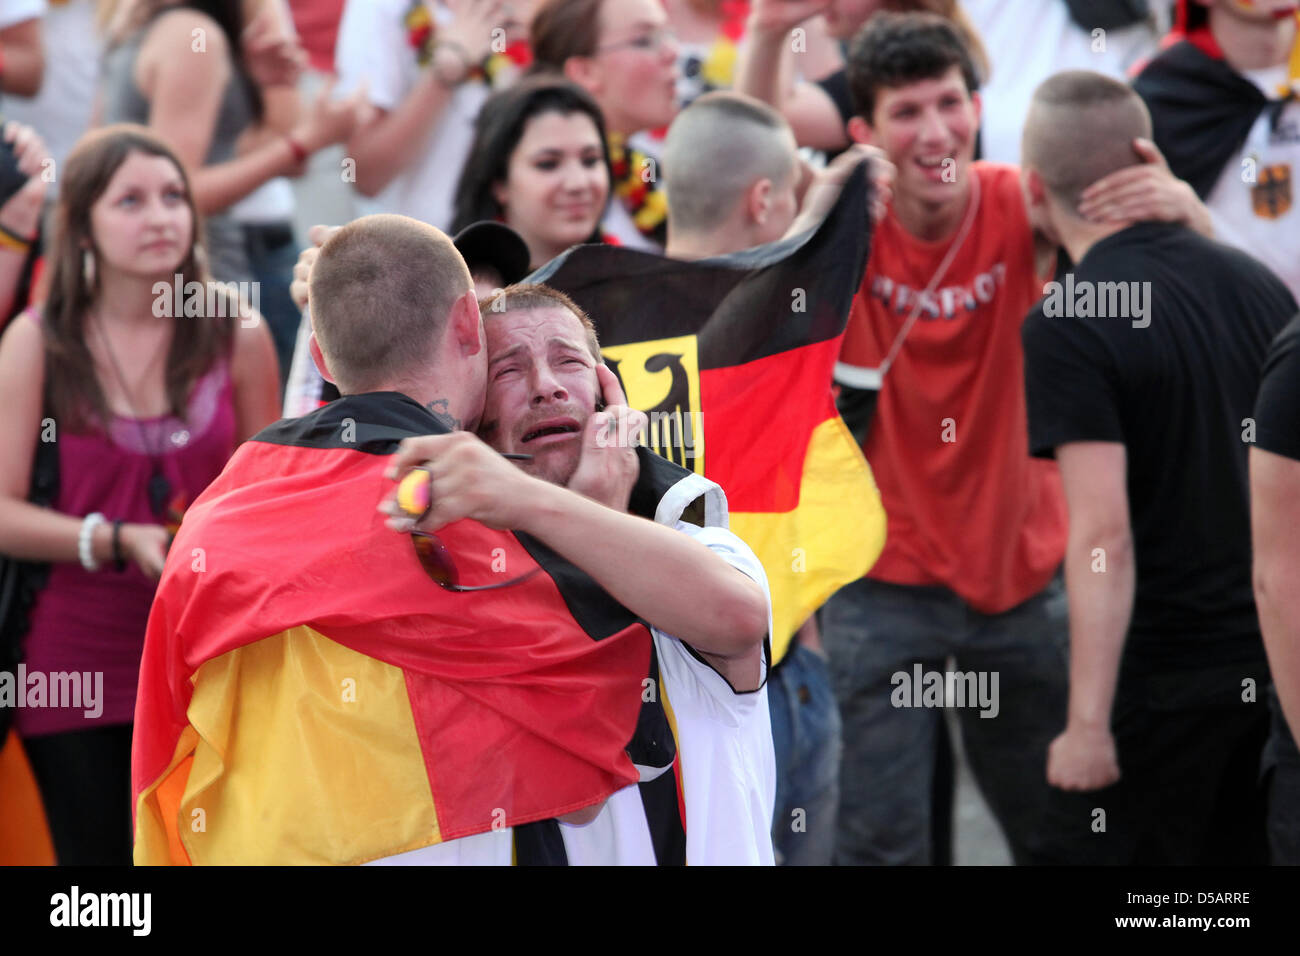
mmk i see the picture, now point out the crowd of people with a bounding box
[0,0,1297,867]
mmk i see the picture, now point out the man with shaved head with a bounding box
[1020,71,1298,864]
[662,90,891,262]
[306,214,485,427]
[133,214,682,865]
[661,92,803,258]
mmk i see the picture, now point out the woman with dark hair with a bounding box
[0,124,280,864]
[99,0,363,285]
[453,76,612,269]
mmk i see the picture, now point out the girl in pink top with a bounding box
[0,124,281,864]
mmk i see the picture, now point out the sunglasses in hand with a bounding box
[411,530,541,592]
[399,456,540,593]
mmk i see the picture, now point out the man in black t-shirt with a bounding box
[1019,71,1297,864]
[1250,315,1300,864]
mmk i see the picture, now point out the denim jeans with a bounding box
[821,574,1072,865]
[242,221,302,392]
[768,643,842,865]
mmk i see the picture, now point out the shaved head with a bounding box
[1022,71,1153,212]
[662,91,799,236]
[308,214,473,393]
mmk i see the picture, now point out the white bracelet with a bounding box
[79,512,106,572]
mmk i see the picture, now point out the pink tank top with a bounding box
[17,310,238,737]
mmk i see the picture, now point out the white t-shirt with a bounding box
[282,308,324,418]
[1202,65,1300,304]
[335,0,491,231]
[560,522,776,866]
[961,0,1159,165]
[369,522,777,866]
[0,0,42,30]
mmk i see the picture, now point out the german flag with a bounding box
[132,392,655,865]
[531,164,886,660]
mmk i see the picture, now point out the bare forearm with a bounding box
[735,29,790,111]
[348,74,454,197]
[1063,526,1134,728]
[0,252,26,317]
[1251,449,1300,737]
[1257,563,1300,739]
[0,196,43,318]
[0,498,113,565]
[518,480,767,656]
[1182,188,1214,239]
[0,42,43,96]
[192,138,300,214]
[245,86,302,140]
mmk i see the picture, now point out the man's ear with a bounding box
[308,332,335,384]
[449,289,484,356]
[970,89,983,127]
[1021,165,1058,238]
[747,177,774,225]
[847,115,874,146]
[1023,166,1048,209]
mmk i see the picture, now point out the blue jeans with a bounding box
[821,574,1072,865]
[768,643,842,865]
[242,221,302,392]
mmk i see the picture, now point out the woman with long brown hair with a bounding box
[0,124,279,864]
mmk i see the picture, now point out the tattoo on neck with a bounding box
[425,398,461,432]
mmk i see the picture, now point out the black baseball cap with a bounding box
[452,221,531,287]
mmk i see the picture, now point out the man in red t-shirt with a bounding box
[823,12,1211,865]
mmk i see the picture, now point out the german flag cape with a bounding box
[530,163,886,661]
[1134,35,1294,199]
[132,392,654,865]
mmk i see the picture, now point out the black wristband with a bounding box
[112,520,126,572]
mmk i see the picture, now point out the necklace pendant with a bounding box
[148,472,173,520]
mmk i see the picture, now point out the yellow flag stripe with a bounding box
[140,626,441,865]
[729,416,886,663]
